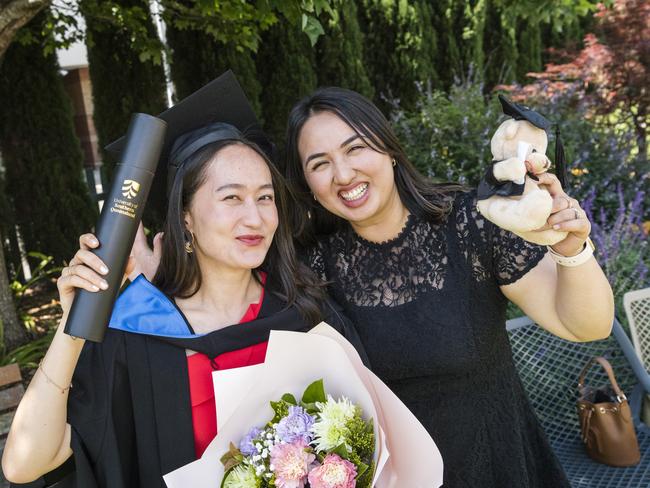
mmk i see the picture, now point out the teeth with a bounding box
[340,183,368,201]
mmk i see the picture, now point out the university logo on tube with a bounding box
[121,180,141,199]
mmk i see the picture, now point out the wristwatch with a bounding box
[547,238,595,267]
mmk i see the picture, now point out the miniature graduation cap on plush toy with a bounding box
[475,95,568,246]
[497,95,567,187]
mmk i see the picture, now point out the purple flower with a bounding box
[275,406,315,444]
[239,426,263,456]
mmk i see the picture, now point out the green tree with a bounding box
[358,0,439,113]
[0,12,95,263]
[81,0,167,178]
[501,0,603,66]
[482,0,518,88]
[455,0,487,80]
[0,167,28,351]
[516,17,542,82]
[166,26,261,115]
[398,0,439,99]
[1,1,337,66]
[430,0,462,89]
[316,1,373,99]
[0,0,48,59]
[257,22,318,141]
[0,164,17,271]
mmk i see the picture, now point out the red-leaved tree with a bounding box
[504,0,649,164]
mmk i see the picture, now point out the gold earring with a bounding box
[184,231,195,254]
[392,158,397,167]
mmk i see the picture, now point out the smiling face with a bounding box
[298,111,403,231]
[184,143,278,273]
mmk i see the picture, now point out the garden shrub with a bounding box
[390,74,501,185]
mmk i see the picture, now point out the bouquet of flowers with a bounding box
[221,379,375,488]
[164,324,443,488]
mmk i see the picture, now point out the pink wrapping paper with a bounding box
[163,323,443,488]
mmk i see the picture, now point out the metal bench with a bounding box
[625,287,650,423]
[507,316,650,487]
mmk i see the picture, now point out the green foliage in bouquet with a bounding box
[342,416,375,488]
[269,396,295,424]
[221,379,375,488]
[301,378,327,409]
[221,443,246,474]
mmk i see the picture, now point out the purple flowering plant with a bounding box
[220,379,375,488]
[582,184,649,328]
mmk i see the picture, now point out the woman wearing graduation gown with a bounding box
[2,122,364,488]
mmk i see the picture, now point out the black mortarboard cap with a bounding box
[498,94,551,131]
[105,70,270,214]
[498,94,568,188]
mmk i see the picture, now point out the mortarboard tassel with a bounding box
[555,126,568,189]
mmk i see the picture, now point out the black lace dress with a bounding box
[308,190,571,488]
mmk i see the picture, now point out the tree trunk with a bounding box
[0,227,29,351]
[0,0,48,61]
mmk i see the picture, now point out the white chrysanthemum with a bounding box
[223,464,260,488]
[318,395,356,422]
[311,395,357,451]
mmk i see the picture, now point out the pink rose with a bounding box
[270,441,315,488]
[308,453,357,488]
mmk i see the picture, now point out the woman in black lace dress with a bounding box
[283,87,615,487]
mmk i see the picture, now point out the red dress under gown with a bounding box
[186,279,267,457]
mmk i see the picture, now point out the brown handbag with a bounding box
[577,356,641,466]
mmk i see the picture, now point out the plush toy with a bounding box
[476,95,567,246]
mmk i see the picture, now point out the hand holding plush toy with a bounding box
[477,95,568,246]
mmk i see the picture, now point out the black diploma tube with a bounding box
[64,113,167,342]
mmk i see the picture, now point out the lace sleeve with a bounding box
[491,225,547,285]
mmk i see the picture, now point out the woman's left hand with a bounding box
[535,172,591,256]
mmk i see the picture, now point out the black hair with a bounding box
[284,87,465,246]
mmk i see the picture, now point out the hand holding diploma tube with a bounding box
[64,114,167,342]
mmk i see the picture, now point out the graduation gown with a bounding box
[11,275,366,488]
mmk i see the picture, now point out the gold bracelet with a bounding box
[38,359,72,394]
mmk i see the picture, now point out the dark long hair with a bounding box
[153,124,326,324]
[284,87,466,246]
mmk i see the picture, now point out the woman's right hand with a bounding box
[129,222,163,282]
[57,234,135,316]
